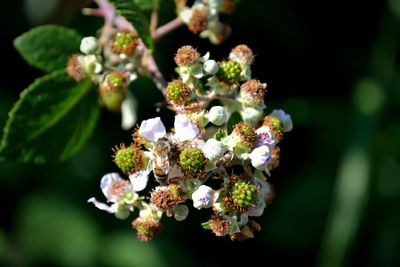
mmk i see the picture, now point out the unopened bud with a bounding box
[208,106,227,126]
[203,59,219,75]
[80,36,98,55]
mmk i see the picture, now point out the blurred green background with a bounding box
[1,0,400,266]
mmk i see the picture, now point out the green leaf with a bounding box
[133,0,161,10]
[0,70,100,163]
[227,111,242,134]
[109,0,154,50]
[14,25,82,73]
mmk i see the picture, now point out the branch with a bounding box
[152,17,183,41]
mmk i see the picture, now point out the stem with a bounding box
[152,17,183,41]
[150,9,158,34]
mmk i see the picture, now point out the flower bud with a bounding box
[249,145,271,170]
[241,107,263,124]
[208,106,227,126]
[203,59,219,75]
[80,36,98,54]
[173,204,189,221]
[192,185,214,209]
[203,138,226,161]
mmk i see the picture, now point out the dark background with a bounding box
[1,0,399,266]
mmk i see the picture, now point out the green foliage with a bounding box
[16,194,100,267]
[14,25,82,73]
[0,70,99,163]
[134,0,161,10]
[109,0,154,50]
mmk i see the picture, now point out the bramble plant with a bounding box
[1,0,292,241]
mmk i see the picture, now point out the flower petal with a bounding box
[173,114,199,141]
[87,197,117,213]
[100,173,123,202]
[121,92,137,130]
[129,171,149,192]
[139,117,166,142]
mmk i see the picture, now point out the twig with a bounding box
[152,17,183,41]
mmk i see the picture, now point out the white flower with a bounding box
[121,92,137,130]
[249,145,271,170]
[203,59,219,75]
[203,138,226,161]
[80,36,98,55]
[173,114,199,141]
[207,106,227,126]
[270,109,293,132]
[173,204,189,221]
[139,117,166,142]
[255,126,275,147]
[88,173,138,219]
[192,185,214,209]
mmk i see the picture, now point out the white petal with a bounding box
[139,117,166,142]
[88,197,116,213]
[173,114,199,141]
[100,173,123,202]
[121,92,137,130]
[201,52,210,62]
[181,71,191,83]
[129,171,149,192]
[249,145,271,170]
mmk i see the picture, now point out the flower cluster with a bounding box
[89,44,292,241]
[175,0,236,44]
[67,29,145,130]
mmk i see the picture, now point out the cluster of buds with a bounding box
[175,0,236,44]
[89,44,292,241]
[67,29,145,129]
